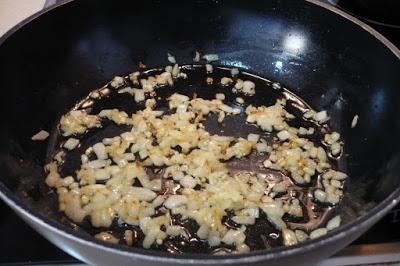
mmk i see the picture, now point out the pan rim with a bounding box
[0,0,400,264]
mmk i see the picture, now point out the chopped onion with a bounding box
[326,215,341,231]
[93,143,108,160]
[242,81,256,95]
[110,76,124,88]
[215,93,225,100]
[277,130,290,141]
[236,97,244,104]
[193,51,200,62]
[64,138,80,150]
[231,68,239,76]
[48,71,348,253]
[309,228,328,239]
[167,53,176,64]
[351,115,359,128]
[164,195,187,209]
[202,54,219,62]
[31,130,49,141]
[206,64,213,73]
[282,228,298,246]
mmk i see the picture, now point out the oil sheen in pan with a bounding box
[51,65,340,254]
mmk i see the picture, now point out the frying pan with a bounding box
[0,0,399,265]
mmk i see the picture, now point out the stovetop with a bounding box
[1,1,400,265]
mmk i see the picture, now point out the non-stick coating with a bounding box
[0,0,399,265]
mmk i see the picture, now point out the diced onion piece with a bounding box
[94,169,110,181]
[247,133,260,143]
[242,81,255,95]
[172,64,180,78]
[231,68,239,76]
[206,64,213,73]
[31,130,49,141]
[260,202,286,230]
[309,228,328,239]
[272,181,287,193]
[256,141,270,153]
[202,54,219,62]
[221,229,245,246]
[118,87,134,95]
[221,77,233,85]
[215,93,225,100]
[295,230,308,242]
[232,216,255,225]
[85,159,108,169]
[351,115,359,128]
[64,138,80,150]
[263,159,272,168]
[197,225,209,239]
[208,233,221,247]
[180,175,197,188]
[167,53,176,64]
[110,76,124,88]
[193,51,200,62]
[314,189,327,202]
[314,111,329,123]
[93,143,108,160]
[236,97,244,104]
[277,130,290,141]
[164,195,187,209]
[133,89,145,102]
[326,215,341,231]
[127,187,157,202]
[282,228,298,246]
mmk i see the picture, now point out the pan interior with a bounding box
[44,65,343,253]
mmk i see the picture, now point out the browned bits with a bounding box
[139,62,147,69]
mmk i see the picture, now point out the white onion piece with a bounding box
[133,89,145,102]
[236,97,244,104]
[64,138,80,150]
[31,130,49,141]
[282,228,298,246]
[351,115,359,128]
[85,159,107,169]
[93,143,108,160]
[110,76,124,88]
[127,187,157,202]
[180,175,197,188]
[231,68,239,76]
[277,130,290,141]
[295,230,308,242]
[242,81,255,95]
[164,195,187,209]
[309,228,328,239]
[206,64,213,73]
[326,215,341,231]
[193,51,200,62]
[167,53,176,64]
[215,93,225,100]
[202,54,219,62]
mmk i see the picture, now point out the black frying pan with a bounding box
[0,0,399,265]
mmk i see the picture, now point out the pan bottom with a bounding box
[45,64,344,254]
